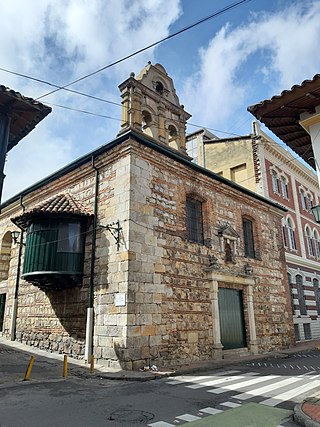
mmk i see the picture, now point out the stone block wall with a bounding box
[123,140,294,368]
[0,135,295,369]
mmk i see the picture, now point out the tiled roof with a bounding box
[247,74,320,169]
[0,85,52,152]
[11,193,92,229]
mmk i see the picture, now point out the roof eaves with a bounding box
[1,129,287,214]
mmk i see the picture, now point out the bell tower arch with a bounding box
[118,62,191,156]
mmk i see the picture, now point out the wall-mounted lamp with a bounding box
[244,263,253,275]
[11,230,21,245]
[311,205,320,223]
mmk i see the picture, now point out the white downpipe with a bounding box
[84,307,94,362]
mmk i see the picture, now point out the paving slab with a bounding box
[184,402,292,427]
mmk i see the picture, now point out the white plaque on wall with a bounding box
[114,293,126,307]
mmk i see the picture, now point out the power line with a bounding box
[43,98,319,189]
[45,99,245,138]
[36,0,252,100]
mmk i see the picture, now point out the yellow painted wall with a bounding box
[204,138,256,192]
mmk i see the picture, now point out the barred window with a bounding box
[280,177,288,199]
[314,231,320,258]
[288,273,295,315]
[186,198,204,244]
[287,218,296,250]
[296,274,307,315]
[300,189,307,210]
[306,226,314,257]
[242,218,255,258]
[313,279,320,315]
[271,170,279,193]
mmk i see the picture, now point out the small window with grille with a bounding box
[242,218,255,258]
[296,274,307,315]
[186,198,204,244]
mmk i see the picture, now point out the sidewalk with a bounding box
[1,336,320,425]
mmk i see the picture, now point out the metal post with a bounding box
[23,356,34,381]
[63,355,68,378]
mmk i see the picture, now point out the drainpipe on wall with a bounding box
[84,156,99,362]
[10,196,24,340]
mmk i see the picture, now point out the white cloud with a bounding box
[1,0,181,201]
[183,1,320,135]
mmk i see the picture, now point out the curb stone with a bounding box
[294,401,320,427]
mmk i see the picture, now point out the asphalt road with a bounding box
[1,343,320,426]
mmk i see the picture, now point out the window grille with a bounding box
[287,218,296,250]
[306,227,314,257]
[280,177,288,199]
[303,323,312,340]
[186,198,204,243]
[300,190,307,210]
[242,218,255,258]
[296,275,306,315]
[271,170,279,193]
[313,279,320,315]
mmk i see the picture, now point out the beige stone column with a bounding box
[158,103,166,143]
[247,284,258,355]
[119,90,130,132]
[211,279,223,359]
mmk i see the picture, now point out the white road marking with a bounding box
[220,401,242,408]
[176,413,202,422]
[207,375,280,394]
[148,422,175,427]
[186,375,246,389]
[261,380,320,406]
[235,377,302,400]
[199,407,223,415]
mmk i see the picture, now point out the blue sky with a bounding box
[1,0,320,200]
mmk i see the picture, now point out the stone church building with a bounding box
[0,63,294,369]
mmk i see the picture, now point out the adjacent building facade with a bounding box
[186,123,320,341]
[0,64,295,369]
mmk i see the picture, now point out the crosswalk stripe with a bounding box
[199,407,223,415]
[235,377,303,400]
[186,375,246,389]
[261,380,320,407]
[176,414,202,422]
[165,375,212,385]
[148,422,175,427]
[220,401,242,408]
[166,371,242,387]
[207,375,280,394]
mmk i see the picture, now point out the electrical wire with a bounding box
[45,99,247,138]
[36,0,252,100]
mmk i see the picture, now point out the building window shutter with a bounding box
[186,198,204,244]
[242,218,255,258]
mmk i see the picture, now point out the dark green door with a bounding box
[0,293,6,332]
[218,288,246,349]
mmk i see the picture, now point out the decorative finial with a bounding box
[130,72,135,78]
[148,61,151,65]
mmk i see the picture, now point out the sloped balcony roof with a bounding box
[11,193,92,230]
